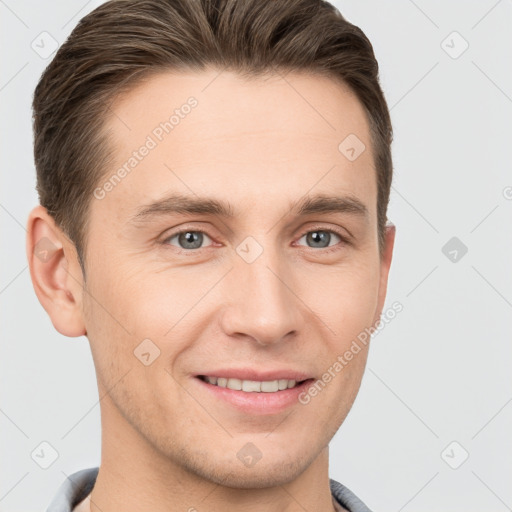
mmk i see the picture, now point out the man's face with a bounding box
[81,69,393,487]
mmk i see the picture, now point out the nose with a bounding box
[219,248,302,346]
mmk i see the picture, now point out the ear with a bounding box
[373,221,396,325]
[26,205,86,337]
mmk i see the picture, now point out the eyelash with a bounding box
[161,226,350,253]
[295,227,350,253]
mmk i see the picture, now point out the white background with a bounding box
[1,1,511,511]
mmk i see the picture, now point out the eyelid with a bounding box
[294,226,351,254]
[295,224,351,245]
[161,227,216,248]
[159,224,351,251]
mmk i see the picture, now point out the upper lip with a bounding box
[196,368,313,382]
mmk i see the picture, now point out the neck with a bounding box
[88,396,341,512]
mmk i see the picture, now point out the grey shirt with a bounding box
[46,467,373,512]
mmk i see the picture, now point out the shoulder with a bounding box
[329,478,374,512]
[46,467,99,512]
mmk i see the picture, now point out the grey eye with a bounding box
[167,231,213,250]
[297,230,341,248]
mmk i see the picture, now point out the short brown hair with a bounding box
[32,0,393,275]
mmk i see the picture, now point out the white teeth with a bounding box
[261,380,279,392]
[203,376,302,393]
[278,379,288,390]
[242,380,261,392]
[227,378,242,391]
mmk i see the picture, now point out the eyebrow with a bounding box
[293,193,368,219]
[129,194,235,224]
[128,192,368,225]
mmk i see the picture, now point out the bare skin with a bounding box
[27,69,395,512]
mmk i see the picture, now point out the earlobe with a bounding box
[26,205,86,338]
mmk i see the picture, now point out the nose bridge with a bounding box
[220,242,301,344]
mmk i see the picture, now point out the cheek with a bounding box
[86,257,180,335]
[299,258,381,338]
[83,260,219,386]
[108,256,222,332]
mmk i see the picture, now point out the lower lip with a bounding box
[194,377,315,415]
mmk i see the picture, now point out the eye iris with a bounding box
[307,231,330,248]
[179,231,203,249]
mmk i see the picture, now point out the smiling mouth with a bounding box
[197,375,309,393]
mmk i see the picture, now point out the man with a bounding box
[26,0,395,510]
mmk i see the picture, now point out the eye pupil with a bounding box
[307,231,330,248]
[179,231,203,249]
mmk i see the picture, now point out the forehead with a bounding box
[95,69,376,222]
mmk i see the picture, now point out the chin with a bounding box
[204,462,304,490]
[177,443,318,490]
